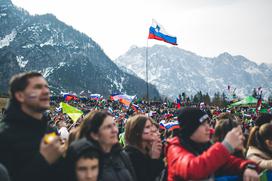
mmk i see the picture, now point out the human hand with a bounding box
[148,140,163,159]
[243,168,259,181]
[223,127,244,150]
[40,134,66,164]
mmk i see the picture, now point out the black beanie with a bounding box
[177,107,209,138]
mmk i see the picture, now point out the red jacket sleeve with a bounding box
[166,137,252,181]
[219,154,256,175]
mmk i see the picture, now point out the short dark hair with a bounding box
[77,149,99,162]
[9,72,43,103]
[67,138,100,181]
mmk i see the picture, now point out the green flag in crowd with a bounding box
[60,102,83,123]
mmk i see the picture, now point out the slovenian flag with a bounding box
[148,19,177,45]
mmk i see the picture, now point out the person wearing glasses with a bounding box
[66,110,137,181]
[166,107,259,181]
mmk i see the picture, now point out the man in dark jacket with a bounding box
[0,72,66,181]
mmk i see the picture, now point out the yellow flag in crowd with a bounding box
[60,102,83,123]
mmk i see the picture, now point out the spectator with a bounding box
[66,138,99,181]
[166,107,259,181]
[0,72,66,181]
[124,114,164,181]
[246,123,272,171]
[76,110,137,181]
[213,113,245,158]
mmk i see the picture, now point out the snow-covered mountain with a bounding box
[114,45,272,99]
[0,0,160,98]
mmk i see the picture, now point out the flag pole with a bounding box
[146,38,149,102]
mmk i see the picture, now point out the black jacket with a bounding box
[0,103,60,181]
[66,138,137,181]
[124,145,165,181]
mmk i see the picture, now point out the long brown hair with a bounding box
[247,123,272,149]
[125,114,153,148]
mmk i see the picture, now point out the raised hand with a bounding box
[40,134,66,164]
[148,139,163,159]
[223,126,245,150]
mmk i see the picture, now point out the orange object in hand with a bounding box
[44,132,57,144]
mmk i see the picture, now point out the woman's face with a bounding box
[190,120,211,143]
[142,119,155,143]
[93,116,119,148]
[151,124,160,140]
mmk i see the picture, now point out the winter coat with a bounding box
[66,138,137,181]
[166,137,254,181]
[124,145,165,181]
[0,103,61,181]
[247,146,272,170]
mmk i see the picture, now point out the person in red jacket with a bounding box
[166,107,259,181]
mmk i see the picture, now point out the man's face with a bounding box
[76,158,99,181]
[17,76,50,113]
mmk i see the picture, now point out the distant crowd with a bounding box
[1,72,272,181]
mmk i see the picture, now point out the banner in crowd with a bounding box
[60,102,83,123]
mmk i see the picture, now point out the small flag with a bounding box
[256,87,263,115]
[148,19,177,45]
[159,120,180,131]
[64,94,78,101]
[90,94,101,100]
[256,96,262,115]
[60,102,83,123]
[111,94,136,106]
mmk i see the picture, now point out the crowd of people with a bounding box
[0,71,272,181]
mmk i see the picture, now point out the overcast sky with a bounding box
[12,0,272,64]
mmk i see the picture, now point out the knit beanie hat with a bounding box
[177,107,209,138]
